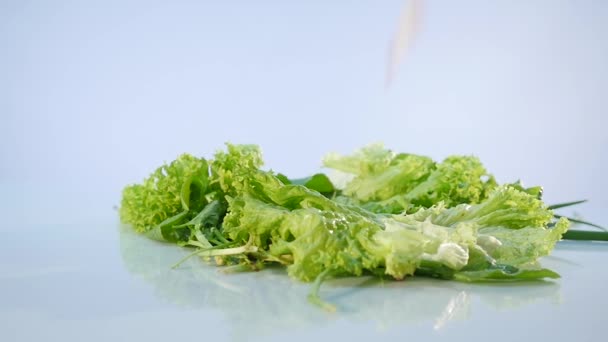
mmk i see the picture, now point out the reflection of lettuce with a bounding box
[119,143,568,308]
[119,224,561,334]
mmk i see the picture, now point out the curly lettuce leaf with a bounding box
[211,143,264,196]
[120,154,209,234]
[323,143,395,176]
[343,154,434,202]
[324,145,497,214]
[222,173,384,281]
[363,156,497,214]
[405,155,497,208]
[323,145,434,203]
[411,186,555,230]
[477,217,569,266]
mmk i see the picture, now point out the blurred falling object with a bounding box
[386,0,423,88]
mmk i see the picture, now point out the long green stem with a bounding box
[562,230,608,241]
[548,200,587,210]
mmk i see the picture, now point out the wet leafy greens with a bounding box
[120,143,574,310]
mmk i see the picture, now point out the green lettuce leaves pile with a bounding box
[120,143,569,310]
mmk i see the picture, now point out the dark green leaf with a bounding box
[288,173,335,195]
[303,173,335,194]
[144,210,190,243]
[176,200,227,230]
[276,173,291,185]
